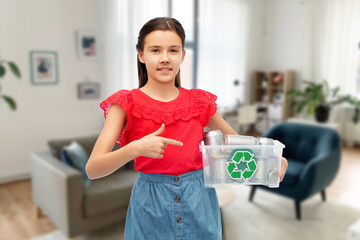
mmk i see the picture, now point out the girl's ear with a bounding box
[138,51,145,63]
[181,49,186,64]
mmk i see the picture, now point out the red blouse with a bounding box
[100,87,217,175]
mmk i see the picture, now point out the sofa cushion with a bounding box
[48,136,98,159]
[83,169,139,218]
[60,148,73,166]
[62,141,91,187]
[280,159,305,187]
[48,135,135,170]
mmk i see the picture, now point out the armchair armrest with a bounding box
[297,149,341,200]
[31,151,84,236]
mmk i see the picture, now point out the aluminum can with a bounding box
[257,137,274,156]
[257,137,274,145]
[213,157,233,183]
[224,135,258,183]
[255,137,275,182]
[223,135,258,145]
[203,130,223,146]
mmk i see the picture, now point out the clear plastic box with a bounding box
[199,140,285,188]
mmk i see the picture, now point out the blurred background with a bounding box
[1,0,360,239]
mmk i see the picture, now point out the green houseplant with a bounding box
[287,80,342,122]
[340,94,360,124]
[0,55,21,110]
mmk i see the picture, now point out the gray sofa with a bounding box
[31,135,139,239]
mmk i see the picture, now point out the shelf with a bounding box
[252,70,295,121]
[269,86,284,90]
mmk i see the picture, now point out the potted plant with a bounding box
[287,80,342,123]
[261,74,268,88]
[338,94,360,146]
[0,55,21,110]
[340,94,360,124]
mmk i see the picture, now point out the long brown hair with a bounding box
[136,17,185,88]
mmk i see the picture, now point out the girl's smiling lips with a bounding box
[157,67,173,71]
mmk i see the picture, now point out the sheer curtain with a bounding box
[197,0,249,108]
[98,0,168,97]
[99,0,249,107]
[301,0,360,95]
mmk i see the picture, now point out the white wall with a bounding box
[243,0,308,132]
[240,0,308,103]
[243,0,267,103]
[0,0,103,184]
[262,0,307,80]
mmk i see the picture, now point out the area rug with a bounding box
[29,185,360,240]
[222,185,360,240]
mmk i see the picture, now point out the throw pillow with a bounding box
[61,140,91,188]
[60,148,73,166]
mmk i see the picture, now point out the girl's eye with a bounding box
[170,49,178,53]
[152,49,160,53]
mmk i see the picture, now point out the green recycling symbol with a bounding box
[227,149,257,180]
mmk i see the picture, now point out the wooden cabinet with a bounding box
[252,70,295,121]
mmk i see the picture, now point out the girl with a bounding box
[86,17,288,240]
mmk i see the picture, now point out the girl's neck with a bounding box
[140,81,179,102]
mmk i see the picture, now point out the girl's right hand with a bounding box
[132,123,183,158]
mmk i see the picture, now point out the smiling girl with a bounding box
[86,17,287,240]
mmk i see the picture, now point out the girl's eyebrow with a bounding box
[147,45,181,49]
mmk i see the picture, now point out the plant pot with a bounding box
[315,104,330,123]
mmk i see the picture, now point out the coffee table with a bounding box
[215,185,237,240]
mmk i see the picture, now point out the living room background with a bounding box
[0,0,102,183]
[1,0,359,184]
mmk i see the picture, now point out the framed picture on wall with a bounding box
[29,51,59,85]
[77,82,100,99]
[77,30,98,60]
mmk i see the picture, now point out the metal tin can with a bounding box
[255,137,275,182]
[257,137,274,156]
[204,130,223,146]
[223,135,258,145]
[213,157,233,183]
[224,135,258,183]
[203,130,224,156]
[257,137,274,145]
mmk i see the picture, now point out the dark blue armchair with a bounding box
[249,122,341,220]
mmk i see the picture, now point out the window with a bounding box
[170,0,197,89]
[197,0,248,107]
[169,0,248,107]
[109,0,247,105]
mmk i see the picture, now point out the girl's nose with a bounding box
[160,53,170,63]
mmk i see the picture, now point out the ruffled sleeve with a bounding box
[100,90,129,119]
[190,89,218,126]
[99,90,130,146]
[202,90,217,118]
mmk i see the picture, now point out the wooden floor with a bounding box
[0,179,57,240]
[326,146,360,209]
[0,147,359,240]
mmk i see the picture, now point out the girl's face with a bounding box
[138,30,186,86]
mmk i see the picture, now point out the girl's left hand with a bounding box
[279,157,288,182]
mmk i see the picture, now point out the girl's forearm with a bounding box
[219,124,238,136]
[207,112,238,136]
[86,141,139,180]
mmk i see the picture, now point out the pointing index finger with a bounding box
[161,137,183,146]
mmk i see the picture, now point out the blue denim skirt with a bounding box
[124,168,221,240]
